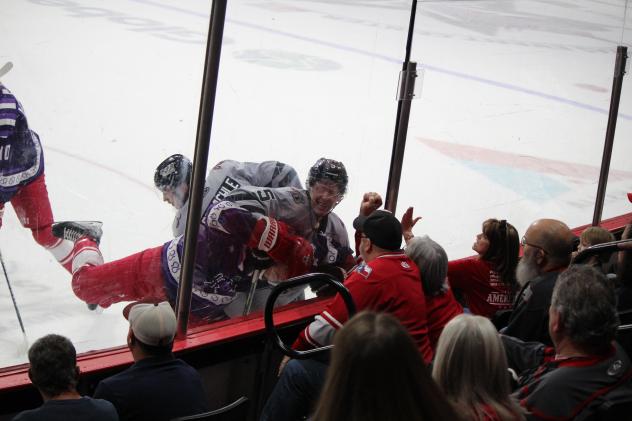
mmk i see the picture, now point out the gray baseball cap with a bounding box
[124,301,177,346]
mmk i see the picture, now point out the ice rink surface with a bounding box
[1,0,631,367]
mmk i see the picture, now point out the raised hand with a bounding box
[359,192,383,216]
[401,207,422,242]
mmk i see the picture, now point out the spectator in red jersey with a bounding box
[404,235,463,350]
[312,312,459,421]
[433,314,524,421]
[401,208,519,319]
[260,209,433,421]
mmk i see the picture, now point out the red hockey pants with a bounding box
[1,174,75,272]
[72,245,167,307]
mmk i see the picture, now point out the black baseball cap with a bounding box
[353,210,402,251]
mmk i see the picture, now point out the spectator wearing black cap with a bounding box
[260,209,433,421]
[13,334,118,421]
[93,302,209,421]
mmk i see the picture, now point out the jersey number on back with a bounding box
[257,189,276,202]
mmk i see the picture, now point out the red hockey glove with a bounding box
[248,217,314,278]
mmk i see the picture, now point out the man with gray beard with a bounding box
[502,219,574,345]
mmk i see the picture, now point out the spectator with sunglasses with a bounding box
[401,209,519,319]
[502,219,575,345]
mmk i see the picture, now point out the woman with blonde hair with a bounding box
[433,314,524,421]
[312,311,458,421]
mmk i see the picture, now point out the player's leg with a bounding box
[9,174,79,272]
[71,245,167,308]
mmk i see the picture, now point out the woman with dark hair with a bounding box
[312,312,459,421]
[402,208,519,318]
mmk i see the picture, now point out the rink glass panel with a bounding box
[0,0,208,367]
[603,0,632,222]
[396,0,632,258]
[1,0,630,369]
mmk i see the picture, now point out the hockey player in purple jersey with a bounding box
[0,82,102,273]
[53,158,353,321]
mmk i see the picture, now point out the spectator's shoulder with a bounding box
[528,272,559,300]
[11,408,36,421]
[174,358,203,375]
[88,397,119,416]
[94,366,131,392]
[364,254,417,279]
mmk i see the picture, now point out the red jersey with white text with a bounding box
[293,252,434,364]
[448,257,513,318]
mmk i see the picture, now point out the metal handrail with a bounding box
[572,238,632,264]
[264,273,356,359]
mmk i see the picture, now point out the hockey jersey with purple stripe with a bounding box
[0,84,44,202]
[160,201,258,321]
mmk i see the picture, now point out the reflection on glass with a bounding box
[2,0,631,370]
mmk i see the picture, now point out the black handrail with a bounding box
[175,0,228,338]
[264,273,356,359]
[572,238,632,264]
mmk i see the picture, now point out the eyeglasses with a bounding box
[311,183,343,200]
[521,236,548,255]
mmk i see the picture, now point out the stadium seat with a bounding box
[576,396,632,421]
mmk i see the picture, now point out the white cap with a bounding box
[124,301,177,346]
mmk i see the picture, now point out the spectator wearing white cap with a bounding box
[93,301,209,421]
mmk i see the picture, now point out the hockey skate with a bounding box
[52,221,103,245]
[52,221,103,311]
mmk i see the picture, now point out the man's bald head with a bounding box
[524,219,574,268]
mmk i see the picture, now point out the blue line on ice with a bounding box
[127,0,632,121]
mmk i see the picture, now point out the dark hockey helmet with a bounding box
[307,158,348,195]
[154,154,192,191]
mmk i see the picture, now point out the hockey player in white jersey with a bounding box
[156,156,354,314]
[153,155,302,236]
[53,158,353,320]
[226,159,352,271]
[219,158,355,314]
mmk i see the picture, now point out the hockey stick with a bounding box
[243,269,262,316]
[0,248,26,335]
[0,62,13,79]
